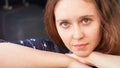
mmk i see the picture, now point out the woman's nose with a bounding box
[72,26,84,40]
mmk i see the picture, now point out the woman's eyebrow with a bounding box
[56,19,69,23]
[56,15,95,22]
[78,15,95,19]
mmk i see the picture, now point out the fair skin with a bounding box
[0,42,78,68]
[88,52,120,68]
[67,52,120,68]
[55,0,101,57]
[0,42,120,68]
[0,42,93,68]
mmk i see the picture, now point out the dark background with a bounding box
[0,0,120,42]
[0,0,47,42]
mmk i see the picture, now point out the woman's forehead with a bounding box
[54,0,98,20]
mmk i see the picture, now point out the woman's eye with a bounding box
[60,22,70,28]
[82,18,91,24]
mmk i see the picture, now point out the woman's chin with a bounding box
[73,51,91,57]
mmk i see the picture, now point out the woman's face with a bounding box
[54,0,101,57]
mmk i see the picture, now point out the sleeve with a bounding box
[15,38,66,53]
[0,39,7,42]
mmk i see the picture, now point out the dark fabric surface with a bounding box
[16,38,69,53]
[0,39,6,42]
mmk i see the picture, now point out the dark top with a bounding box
[0,39,6,42]
[16,38,68,53]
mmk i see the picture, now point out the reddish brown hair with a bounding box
[44,0,120,54]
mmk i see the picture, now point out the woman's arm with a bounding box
[0,42,74,68]
[67,52,120,68]
[0,42,91,68]
[88,52,120,68]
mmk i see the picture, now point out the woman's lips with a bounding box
[72,43,88,50]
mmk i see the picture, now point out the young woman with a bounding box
[44,0,120,67]
[45,0,120,56]
[0,0,120,68]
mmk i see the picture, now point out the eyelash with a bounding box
[60,21,70,28]
[59,18,92,28]
[81,18,92,25]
